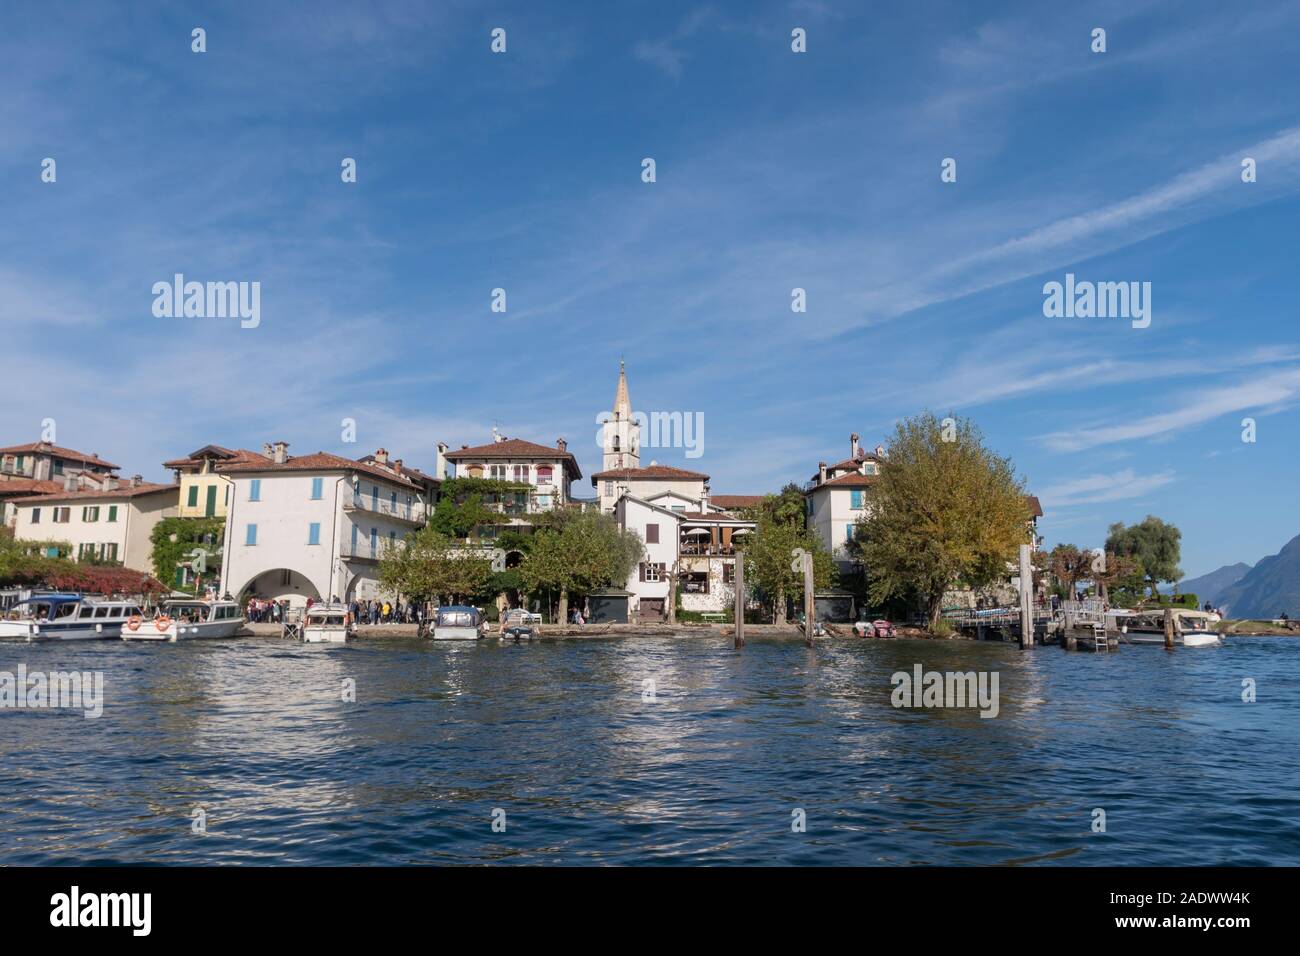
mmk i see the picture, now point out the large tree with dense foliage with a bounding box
[518,509,643,623]
[378,526,493,605]
[428,477,533,540]
[1105,516,1182,598]
[1048,543,1093,600]
[743,512,837,623]
[850,412,1032,627]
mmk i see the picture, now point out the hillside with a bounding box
[1218,534,1300,620]
[1178,562,1253,606]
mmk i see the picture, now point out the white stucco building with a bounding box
[9,475,178,572]
[442,434,581,522]
[804,434,884,570]
[217,443,436,607]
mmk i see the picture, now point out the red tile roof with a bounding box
[444,438,581,479]
[591,464,710,482]
[217,451,424,490]
[0,442,119,470]
[806,473,877,493]
[710,494,764,510]
[0,479,66,497]
[9,482,178,505]
[162,446,266,469]
[1026,495,1043,518]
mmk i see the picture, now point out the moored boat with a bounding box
[297,603,352,643]
[0,594,146,642]
[1109,608,1223,647]
[432,605,485,641]
[121,599,244,642]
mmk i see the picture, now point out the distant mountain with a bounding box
[1177,562,1253,606]
[1218,534,1300,620]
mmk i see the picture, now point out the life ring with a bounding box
[127,615,142,632]
[155,615,172,632]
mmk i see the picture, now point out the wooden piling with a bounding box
[734,551,745,649]
[1018,544,1034,649]
[803,551,815,647]
[1163,607,1175,649]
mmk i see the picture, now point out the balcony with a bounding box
[338,537,402,563]
[343,494,427,524]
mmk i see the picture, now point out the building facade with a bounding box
[217,443,435,608]
[9,476,179,572]
[0,441,119,485]
[163,445,267,518]
[442,435,581,522]
[804,433,885,569]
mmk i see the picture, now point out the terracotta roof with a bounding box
[809,455,882,484]
[0,443,119,470]
[0,479,65,497]
[162,446,265,469]
[710,495,764,510]
[444,438,581,479]
[356,455,441,487]
[591,464,710,482]
[217,452,423,490]
[1026,495,1043,518]
[806,473,877,493]
[9,482,178,505]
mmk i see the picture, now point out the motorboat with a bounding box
[1109,608,1222,647]
[297,604,352,643]
[121,599,244,642]
[854,619,897,638]
[499,608,538,640]
[431,605,485,641]
[0,594,145,642]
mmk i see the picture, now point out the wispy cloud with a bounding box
[1039,469,1177,508]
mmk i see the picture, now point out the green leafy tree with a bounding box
[518,510,643,623]
[850,412,1032,628]
[150,517,225,591]
[429,477,531,540]
[1048,543,1092,600]
[378,525,493,604]
[1105,516,1182,599]
[743,512,836,623]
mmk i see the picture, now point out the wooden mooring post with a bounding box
[803,550,816,648]
[1163,606,1175,649]
[1018,544,1034,649]
[733,551,745,649]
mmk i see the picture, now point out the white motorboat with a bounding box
[432,605,485,641]
[498,608,538,640]
[297,604,352,643]
[1109,608,1223,647]
[121,599,244,642]
[0,594,145,642]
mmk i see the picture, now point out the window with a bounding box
[245,524,258,546]
[604,481,613,496]
[16,454,25,472]
[537,465,553,484]
[105,543,118,562]
[311,477,323,500]
[850,489,863,509]
[308,522,321,545]
[352,525,358,554]
[671,506,685,513]
[640,562,666,583]
[93,606,109,619]
[490,465,506,480]
[513,465,529,482]
[248,479,261,502]
[724,562,735,584]
[187,485,199,507]
[78,606,95,619]
[31,508,41,524]
[646,523,659,544]
[52,460,64,475]
[107,505,118,522]
[370,528,377,557]
[82,506,100,522]
[54,507,70,523]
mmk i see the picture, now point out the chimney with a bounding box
[818,461,827,484]
[272,441,289,464]
[850,432,860,459]
[130,474,143,488]
[393,459,403,475]
[436,442,449,480]
[700,489,709,513]
[262,442,274,459]
[874,444,885,458]
[556,438,567,454]
[374,448,389,465]
[103,476,118,491]
[64,474,79,492]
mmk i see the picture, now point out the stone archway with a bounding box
[235,568,321,609]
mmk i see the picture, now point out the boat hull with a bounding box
[301,627,348,644]
[1120,631,1222,647]
[123,620,245,642]
[432,626,481,641]
[30,623,123,642]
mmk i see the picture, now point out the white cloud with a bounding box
[1039,469,1176,508]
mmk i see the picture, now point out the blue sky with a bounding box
[3,0,1298,578]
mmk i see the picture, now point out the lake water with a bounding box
[2,634,1298,865]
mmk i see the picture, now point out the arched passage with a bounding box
[235,568,321,608]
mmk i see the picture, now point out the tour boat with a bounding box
[298,604,352,644]
[121,599,244,642]
[0,594,146,642]
[1109,609,1223,647]
[432,605,485,641]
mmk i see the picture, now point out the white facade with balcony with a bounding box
[217,447,430,608]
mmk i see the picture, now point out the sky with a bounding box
[2,0,1298,579]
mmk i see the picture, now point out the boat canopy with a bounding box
[436,606,481,626]
[13,594,83,608]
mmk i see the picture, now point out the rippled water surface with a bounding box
[2,634,1299,865]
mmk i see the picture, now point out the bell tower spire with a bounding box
[603,359,640,471]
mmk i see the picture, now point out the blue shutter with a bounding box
[846,524,854,543]
[311,477,323,499]
[851,489,863,509]
[308,522,321,545]
[245,524,258,546]
[249,479,261,501]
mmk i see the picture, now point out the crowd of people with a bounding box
[348,598,427,626]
